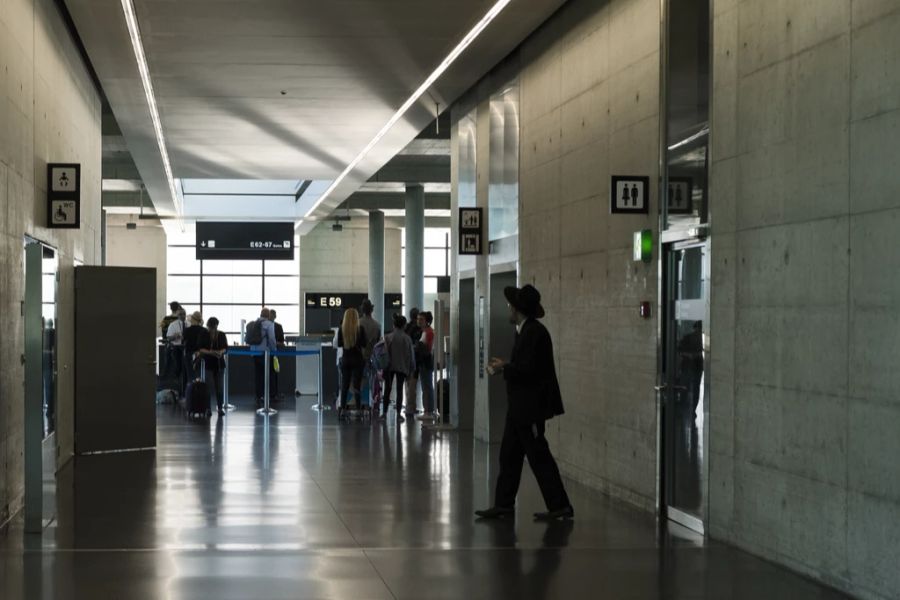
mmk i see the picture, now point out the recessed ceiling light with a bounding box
[120,0,183,217]
[298,0,514,228]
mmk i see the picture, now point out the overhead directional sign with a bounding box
[196,221,294,260]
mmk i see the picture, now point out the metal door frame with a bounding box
[657,234,710,534]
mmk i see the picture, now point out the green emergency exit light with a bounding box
[633,229,653,263]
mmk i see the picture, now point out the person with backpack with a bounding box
[358,299,382,406]
[380,314,415,421]
[246,307,277,408]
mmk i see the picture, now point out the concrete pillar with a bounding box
[368,210,385,328]
[404,184,425,314]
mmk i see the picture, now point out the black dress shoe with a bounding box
[533,506,574,521]
[474,506,515,519]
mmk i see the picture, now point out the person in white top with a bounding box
[166,308,187,391]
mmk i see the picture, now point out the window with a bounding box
[166,243,300,339]
[400,227,450,312]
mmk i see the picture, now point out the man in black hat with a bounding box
[475,284,573,521]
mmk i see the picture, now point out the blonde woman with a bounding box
[337,308,367,416]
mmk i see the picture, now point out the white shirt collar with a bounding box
[515,317,529,334]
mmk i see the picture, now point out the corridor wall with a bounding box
[0,0,102,525]
[708,2,900,598]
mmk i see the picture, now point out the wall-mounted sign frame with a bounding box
[610,175,650,214]
[459,207,484,255]
[47,163,81,229]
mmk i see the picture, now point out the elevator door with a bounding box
[456,278,475,430]
[661,239,709,532]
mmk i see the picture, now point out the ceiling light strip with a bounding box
[120,0,182,217]
[301,0,514,224]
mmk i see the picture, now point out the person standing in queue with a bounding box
[415,311,436,421]
[199,317,228,416]
[475,284,573,521]
[270,309,285,400]
[403,307,422,415]
[165,308,187,394]
[337,308,367,418]
[183,311,206,388]
[381,314,415,422]
[248,307,277,408]
[358,299,382,405]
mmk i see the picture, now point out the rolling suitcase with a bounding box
[185,360,211,419]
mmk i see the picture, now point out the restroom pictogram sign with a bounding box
[47,163,81,229]
[610,175,650,214]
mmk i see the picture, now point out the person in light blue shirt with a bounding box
[249,307,277,407]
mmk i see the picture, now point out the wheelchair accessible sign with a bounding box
[47,163,81,229]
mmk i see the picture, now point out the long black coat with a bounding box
[502,319,565,424]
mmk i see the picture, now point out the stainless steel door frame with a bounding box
[24,241,44,532]
[659,237,710,534]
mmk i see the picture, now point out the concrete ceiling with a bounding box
[65,0,567,227]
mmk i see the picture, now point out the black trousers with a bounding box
[494,419,571,511]
[340,355,365,408]
[208,366,223,410]
[253,356,275,402]
[382,370,406,413]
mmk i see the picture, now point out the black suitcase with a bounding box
[185,379,210,418]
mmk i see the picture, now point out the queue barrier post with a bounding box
[257,350,278,416]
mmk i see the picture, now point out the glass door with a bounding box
[661,239,709,532]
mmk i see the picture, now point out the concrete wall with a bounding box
[0,0,102,525]
[709,2,900,598]
[516,0,661,509]
[106,215,166,324]
[298,222,402,330]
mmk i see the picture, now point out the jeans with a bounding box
[419,365,435,414]
[404,371,418,413]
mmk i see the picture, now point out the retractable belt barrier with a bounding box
[223,348,323,415]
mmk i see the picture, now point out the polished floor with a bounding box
[1,397,849,599]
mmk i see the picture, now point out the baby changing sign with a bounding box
[47,163,81,229]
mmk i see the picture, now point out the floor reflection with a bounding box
[0,395,849,599]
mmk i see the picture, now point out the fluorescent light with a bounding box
[299,0,514,227]
[120,0,183,217]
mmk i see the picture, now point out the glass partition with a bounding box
[458,108,477,273]
[664,0,710,229]
[41,246,58,438]
[488,80,520,244]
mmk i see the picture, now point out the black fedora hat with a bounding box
[504,284,545,319]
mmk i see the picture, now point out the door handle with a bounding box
[654,384,667,392]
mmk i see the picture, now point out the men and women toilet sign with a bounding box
[610,175,693,215]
